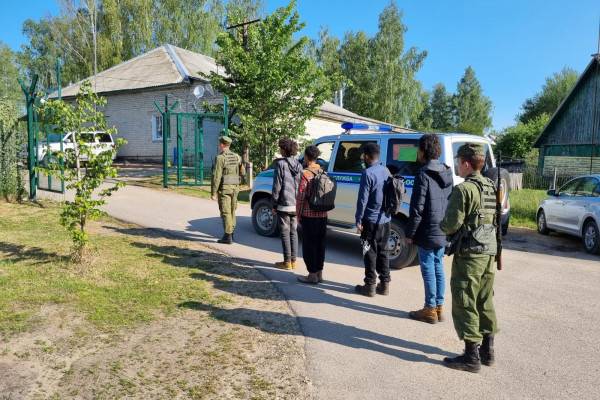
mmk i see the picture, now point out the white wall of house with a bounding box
[304,117,343,140]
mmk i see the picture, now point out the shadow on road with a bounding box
[104,233,451,365]
[503,228,599,262]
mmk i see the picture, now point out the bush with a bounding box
[0,99,25,202]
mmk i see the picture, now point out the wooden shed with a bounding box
[534,55,600,175]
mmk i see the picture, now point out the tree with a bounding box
[453,66,492,135]
[369,1,426,126]
[411,90,432,131]
[210,0,335,169]
[495,113,549,160]
[0,43,22,105]
[339,31,373,117]
[519,67,578,124]
[18,0,231,92]
[430,83,454,131]
[38,81,125,261]
[314,27,344,101]
[0,99,25,202]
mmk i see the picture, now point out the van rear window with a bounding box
[387,139,420,176]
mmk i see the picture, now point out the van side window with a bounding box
[333,141,373,173]
[316,141,335,170]
[386,139,420,176]
[452,141,493,175]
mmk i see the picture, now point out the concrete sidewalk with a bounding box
[40,184,600,399]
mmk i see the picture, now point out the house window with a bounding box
[152,115,163,141]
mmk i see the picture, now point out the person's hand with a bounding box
[356,223,363,234]
[211,195,216,201]
[272,208,277,215]
[405,237,413,245]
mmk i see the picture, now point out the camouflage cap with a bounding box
[455,143,485,159]
[219,135,232,145]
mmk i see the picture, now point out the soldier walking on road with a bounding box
[441,143,498,373]
[211,135,244,244]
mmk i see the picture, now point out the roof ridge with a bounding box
[164,44,192,82]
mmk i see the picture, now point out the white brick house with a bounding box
[55,44,413,165]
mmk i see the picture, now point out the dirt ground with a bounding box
[0,223,310,400]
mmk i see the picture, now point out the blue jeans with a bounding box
[417,246,446,308]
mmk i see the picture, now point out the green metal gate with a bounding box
[155,95,227,187]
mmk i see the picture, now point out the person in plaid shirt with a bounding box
[296,145,328,284]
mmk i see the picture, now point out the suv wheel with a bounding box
[389,220,417,269]
[537,210,550,235]
[582,220,600,255]
[252,198,279,237]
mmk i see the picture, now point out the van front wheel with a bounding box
[388,220,417,269]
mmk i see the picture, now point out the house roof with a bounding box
[54,44,414,132]
[55,44,220,98]
[533,55,599,148]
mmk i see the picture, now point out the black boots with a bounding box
[217,233,233,244]
[443,341,481,373]
[376,281,389,295]
[355,284,376,297]
[480,334,495,366]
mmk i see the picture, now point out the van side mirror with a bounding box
[547,189,557,196]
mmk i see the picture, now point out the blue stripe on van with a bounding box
[329,172,415,189]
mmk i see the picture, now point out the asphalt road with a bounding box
[46,184,600,399]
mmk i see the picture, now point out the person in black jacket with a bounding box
[406,134,453,324]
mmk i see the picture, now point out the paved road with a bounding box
[44,184,600,399]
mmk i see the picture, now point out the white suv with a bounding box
[37,131,116,162]
[250,123,510,269]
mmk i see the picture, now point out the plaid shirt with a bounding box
[296,167,328,219]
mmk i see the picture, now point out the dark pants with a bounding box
[361,221,391,285]
[277,211,298,262]
[301,217,327,273]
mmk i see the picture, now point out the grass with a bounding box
[0,201,221,336]
[509,189,548,229]
[126,174,251,203]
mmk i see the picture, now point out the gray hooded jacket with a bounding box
[272,157,303,213]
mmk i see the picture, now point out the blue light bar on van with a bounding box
[341,122,393,132]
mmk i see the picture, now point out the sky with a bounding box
[1,0,599,130]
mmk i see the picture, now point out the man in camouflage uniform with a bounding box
[211,135,244,244]
[441,143,498,373]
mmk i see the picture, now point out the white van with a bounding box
[250,123,510,268]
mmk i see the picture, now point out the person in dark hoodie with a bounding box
[271,138,303,270]
[406,134,453,324]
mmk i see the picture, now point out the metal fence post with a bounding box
[553,167,557,190]
[18,75,38,201]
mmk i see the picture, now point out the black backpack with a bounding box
[382,171,407,217]
[307,169,337,212]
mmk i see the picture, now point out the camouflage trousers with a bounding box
[450,254,498,343]
[218,186,239,234]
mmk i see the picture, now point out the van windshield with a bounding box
[386,139,420,176]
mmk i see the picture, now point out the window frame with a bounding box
[558,178,582,197]
[151,114,164,142]
[332,140,375,174]
[386,138,421,177]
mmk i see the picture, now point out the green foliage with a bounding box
[411,90,432,131]
[0,100,25,202]
[509,189,548,229]
[0,43,22,105]
[336,2,426,126]
[313,27,344,100]
[38,81,125,260]
[453,66,492,135]
[339,31,373,117]
[369,2,426,126]
[18,0,247,90]
[210,0,336,169]
[495,113,550,160]
[519,68,579,124]
[430,83,454,131]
